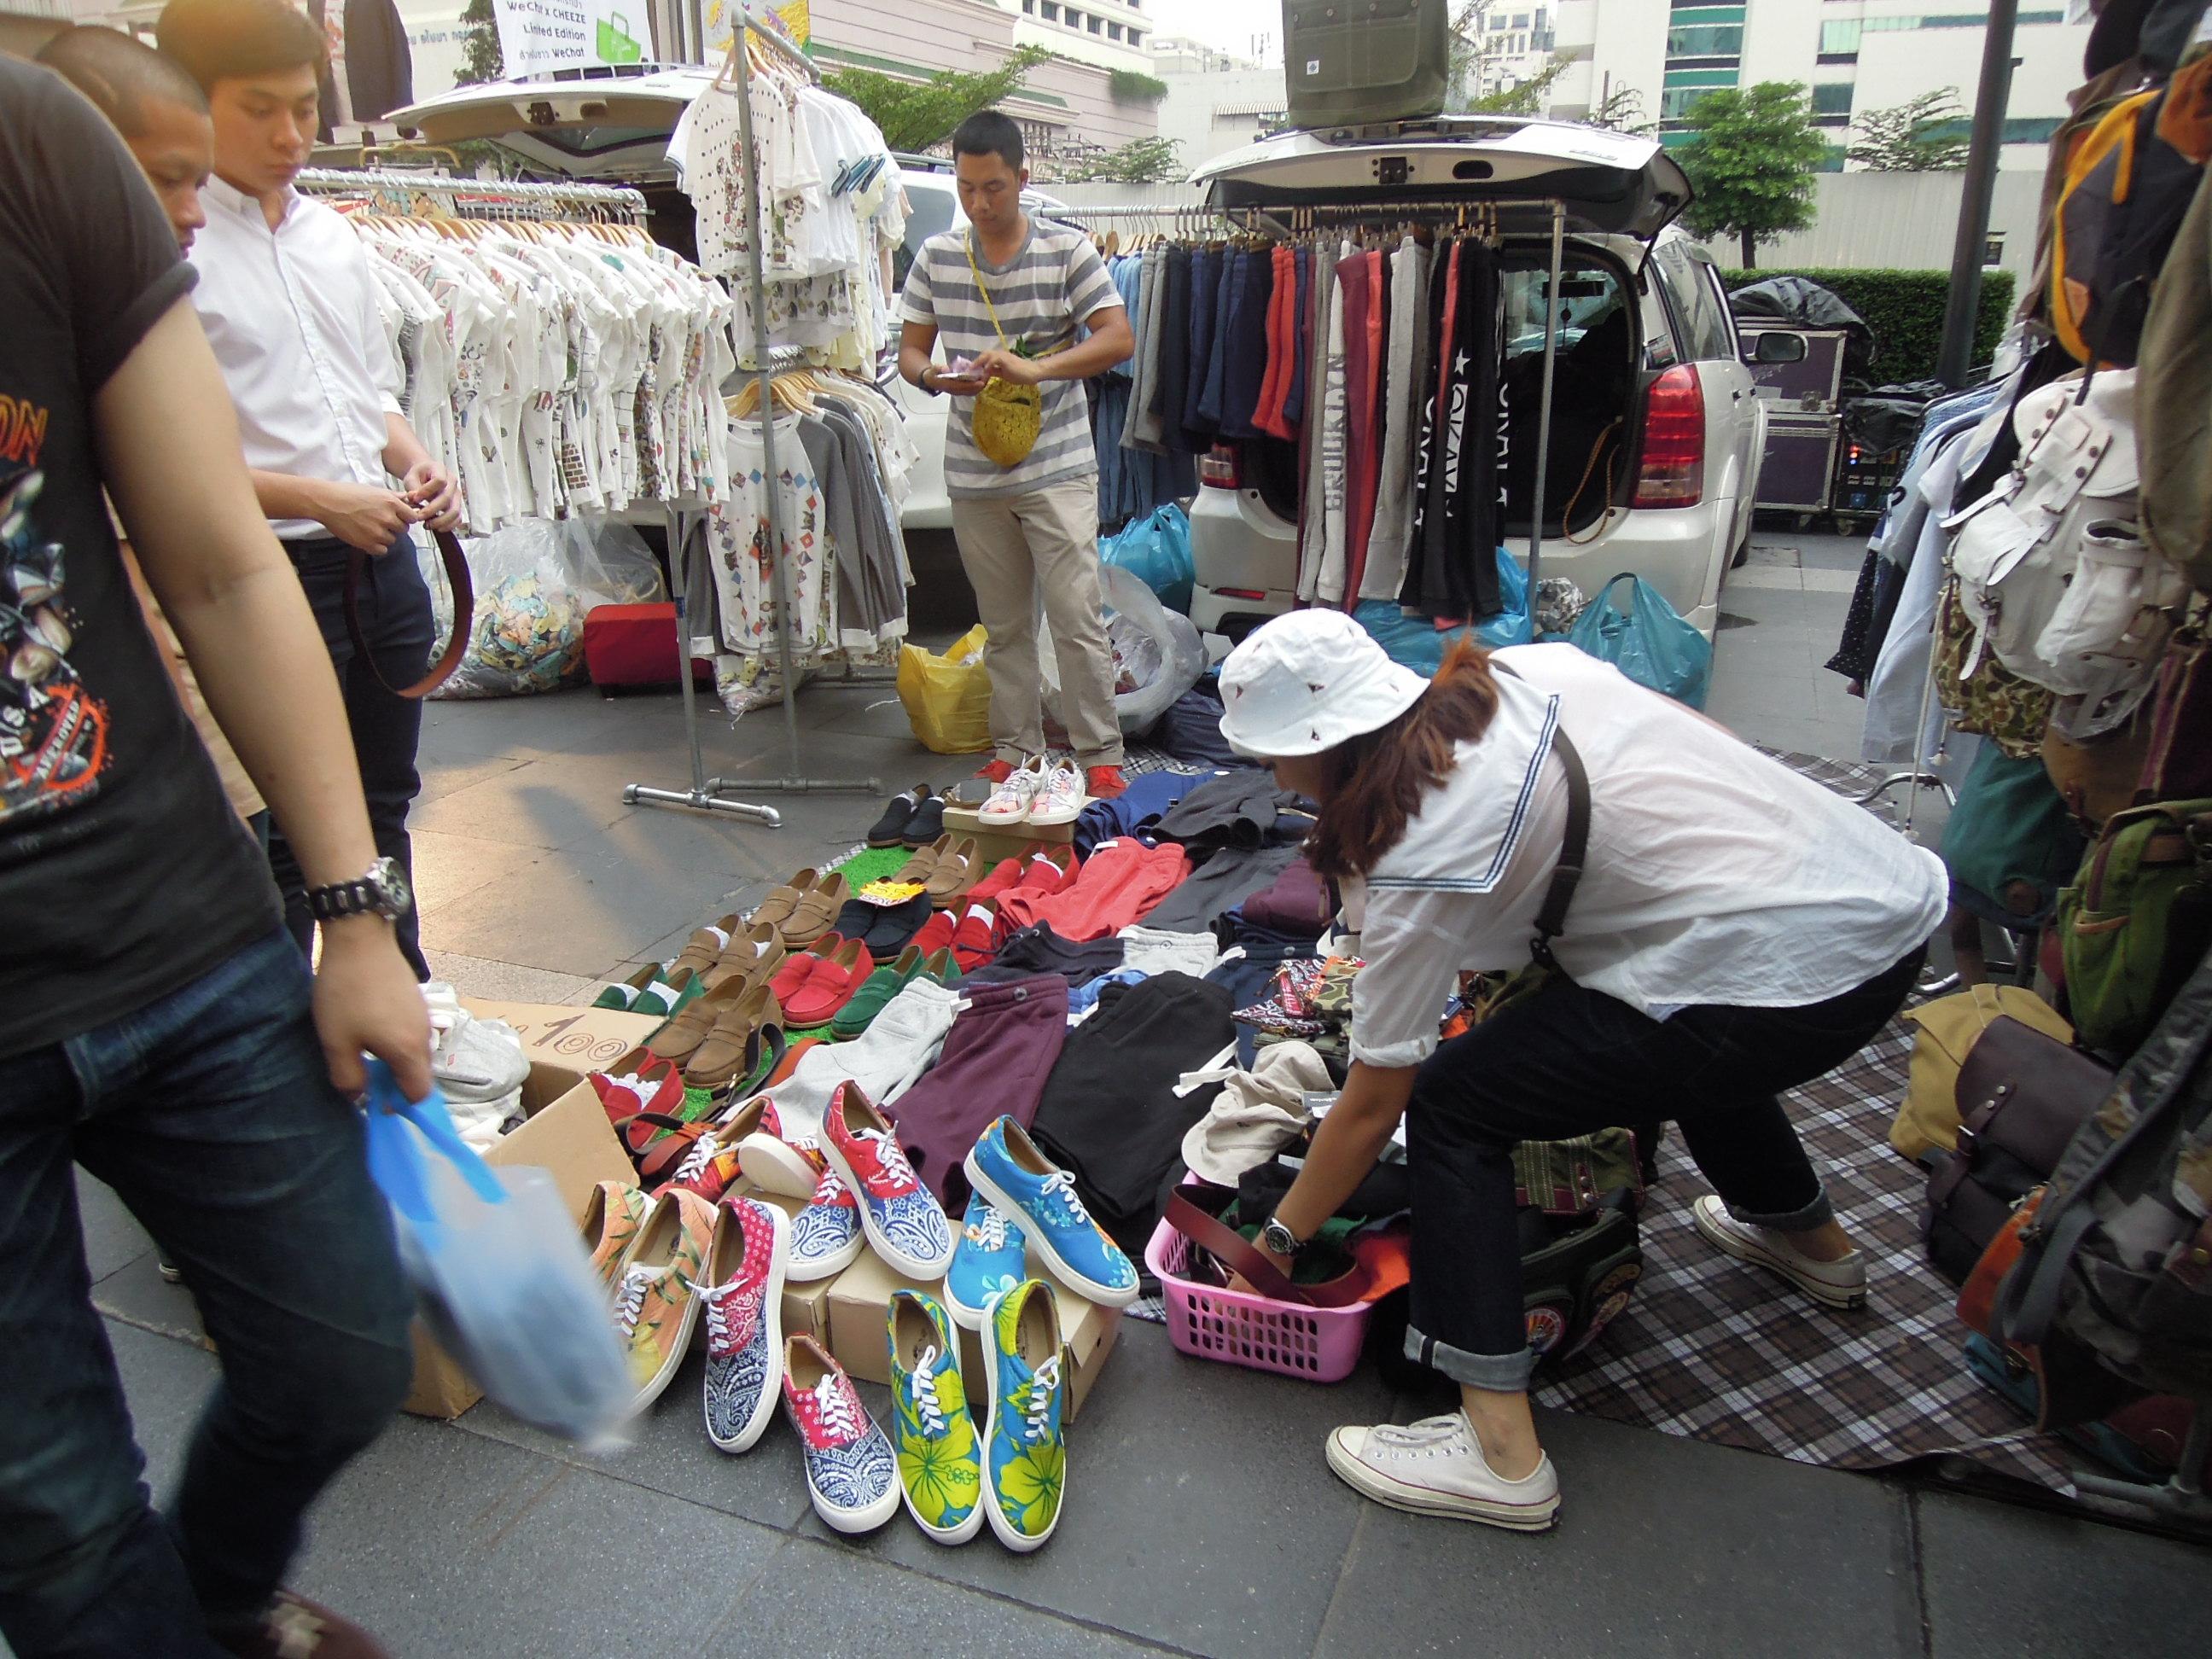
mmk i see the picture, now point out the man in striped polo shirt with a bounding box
[898,110,1135,800]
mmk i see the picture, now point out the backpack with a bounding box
[1998,942,2212,1412]
[1894,985,2075,1163]
[1282,0,1450,129]
[2138,166,2212,593]
[2050,86,2203,366]
[2056,797,2212,1054]
[1942,370,2187,737]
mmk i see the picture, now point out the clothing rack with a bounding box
[292,167,650,224]
[624,0,882,826]
[1208,195,1569,599]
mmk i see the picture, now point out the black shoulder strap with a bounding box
[1531,728,1589,970]
[1491,660,1590,969]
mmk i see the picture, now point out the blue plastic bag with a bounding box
[1353,549,1532,674]
[1100,503,1196,614]
[363,1062,632,1446]
[1568,572,1713,708]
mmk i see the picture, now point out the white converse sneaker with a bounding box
[979,757,1048,826]
[1690,1196,1867,1310]
[1324,1413,1560,1530]
[1027,761,1086,827]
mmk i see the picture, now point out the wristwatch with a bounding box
[1261,1214,1309,1260]
[915,365,943,398]
[306,855,413,925]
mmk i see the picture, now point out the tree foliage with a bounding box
[1675,83,1829,270]
[1465,54,1571,116]
[1847,89,1970,172]
[1109,69,1168,106]
[457,0,502,86]
[1074,135,1185,184]
[1586,84,1650,135]
[824,44,1051,154]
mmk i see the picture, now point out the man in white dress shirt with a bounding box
[160,0,458,979]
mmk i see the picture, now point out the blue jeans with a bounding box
[0,931,413,1657]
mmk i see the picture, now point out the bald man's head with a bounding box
[38,26,213,250]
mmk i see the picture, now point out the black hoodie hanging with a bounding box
[1404,237,1507,621]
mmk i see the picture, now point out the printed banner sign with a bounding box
[492,0,644,76]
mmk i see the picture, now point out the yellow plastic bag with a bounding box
[897,624,993,754]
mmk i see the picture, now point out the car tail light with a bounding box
[1215,587,1268,602]
[1633,364,1704,509]
[1199,445,1241,489]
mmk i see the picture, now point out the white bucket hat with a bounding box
[1217,609,1429,758]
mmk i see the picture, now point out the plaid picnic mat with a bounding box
[1529,1014,2075,1492]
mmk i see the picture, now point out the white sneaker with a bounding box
[1027,760,1086,827]
[1691,1196,1867,1310]
[979,757,1047,826]
[426,997,530,1105]
[1324,1413,1561,1530]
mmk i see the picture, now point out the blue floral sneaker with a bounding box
[782,1336,900,1534]
[963,1117,1139,1308]
[888,1291,985,1545]
[982,1278,1068,1553]
[945,1193,1027,1331]
[819,1083,955,1280]
[697,1196,789,1454]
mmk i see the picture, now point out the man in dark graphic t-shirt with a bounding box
[0,57,431,1659]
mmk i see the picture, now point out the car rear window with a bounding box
[895,183,956,294]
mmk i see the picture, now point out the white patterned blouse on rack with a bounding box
[347,216,738,533]
[665,67,906,373]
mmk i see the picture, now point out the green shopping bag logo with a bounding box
[597,9,643,62]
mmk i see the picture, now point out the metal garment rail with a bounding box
[292,167,650,222]
[1217,196,1569,598]
[625,0,882,825]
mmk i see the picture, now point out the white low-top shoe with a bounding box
[1690,1196,1867,1310]
[1324,1413,1561,1530]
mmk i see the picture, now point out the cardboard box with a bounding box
[401,1055,634,1419]
[940,800,1082,870]
[460,998,667,1074]
[825,1248,1121,1422]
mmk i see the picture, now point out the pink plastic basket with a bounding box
[1144,1212,1372,1383]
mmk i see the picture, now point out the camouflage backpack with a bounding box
[1998,943,2212,1407]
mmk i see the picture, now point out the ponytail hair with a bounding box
[1305,639,1501,880]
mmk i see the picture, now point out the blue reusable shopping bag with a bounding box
[1100,503,1196,614]
[363,1062,632,1446]
[1353,549,1533,675]
[1567,572,1714,708]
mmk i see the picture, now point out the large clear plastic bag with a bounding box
[422,517,664,700]
[361,1062,632,1447]
[1040,562,1206,736]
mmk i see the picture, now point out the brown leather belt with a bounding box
[345,527,473,699]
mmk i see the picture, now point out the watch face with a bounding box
[368,856,413,915]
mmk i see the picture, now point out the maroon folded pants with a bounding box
[883,974,1069,1207]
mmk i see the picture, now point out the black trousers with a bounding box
[267,533,433,979]
[1404,947,1924,1391]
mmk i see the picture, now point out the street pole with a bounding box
[1936,0,2020,387]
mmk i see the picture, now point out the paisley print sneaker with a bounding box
[699,1196,790,1454]
[782,1336,900,1534]
[818,1083,955,1279]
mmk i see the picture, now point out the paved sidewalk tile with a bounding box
[1315,1408,1921,1659]
[75,1171,154,1284]
[1916,1489,2209,1659]
[712,1537,1185,1656]
[791,1324,1394,1659]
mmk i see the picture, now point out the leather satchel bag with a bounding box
[1922,1016,2115,1286]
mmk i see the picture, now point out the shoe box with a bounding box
[939,800,1083,870]
[402,998,663,1419]
[825,1248,1121,1422]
